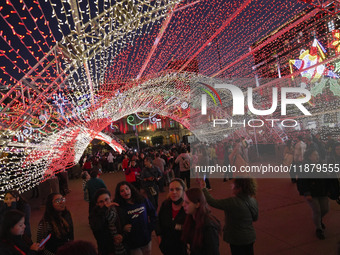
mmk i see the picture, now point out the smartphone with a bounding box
[39,233,51,248]
[203,174,206,181]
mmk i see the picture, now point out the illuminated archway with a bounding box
[0,71,290,194]
[1,0,340,196]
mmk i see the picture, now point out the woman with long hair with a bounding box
[114,181,157,255]
[37,193,74,255]
[200,178,258,255]
[181,188,220,255]
[0,189,32,237]
[89,188,125,255]
[156,178,187,255]
[0,209,40,255]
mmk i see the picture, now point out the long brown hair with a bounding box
[43,193,71,239]
[181,188,220,251]
[234,177,257,197]
[114,181,144,205]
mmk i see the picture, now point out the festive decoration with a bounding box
[331,29,340,54]
[289,38,340,98]
[0,0,340,195]
[289,39,338,82]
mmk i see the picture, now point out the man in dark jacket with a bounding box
[140,157,162,209]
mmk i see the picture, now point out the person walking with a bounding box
[153,153,166,192]
[175,148,191,189]
[283,140,294,167]
[297,149,331,240]
[199,146,211,190]
[84,168,107,215]
[107,152,115,173]
[241,137,249,163]
[292,135,307,183]
[229,139,247,173]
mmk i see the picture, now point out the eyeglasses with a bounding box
[53,197,66,204]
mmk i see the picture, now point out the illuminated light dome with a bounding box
[0,0,340,194]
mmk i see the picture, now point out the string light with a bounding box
[1,0,340,196]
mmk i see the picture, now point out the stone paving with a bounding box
[24,171,340,255]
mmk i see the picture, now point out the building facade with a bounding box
[103,113,191,146]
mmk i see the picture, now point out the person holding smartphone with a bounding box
[0,210,41,255]
[37,193,74,255]
[38,234,51,248]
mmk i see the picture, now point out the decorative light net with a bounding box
[0,0,339,193]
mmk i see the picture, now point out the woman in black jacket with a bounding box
[156,178,187,255]
[297,148,330,240]
[89,188,125,255]
[200,178,258,255]
[0,210,40,255]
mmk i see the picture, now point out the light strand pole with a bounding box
[69,0,95,106]
[134,114,140,152]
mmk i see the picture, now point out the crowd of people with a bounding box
[283,133,340,240]
[0,177,259,255]
[0,133,339,255]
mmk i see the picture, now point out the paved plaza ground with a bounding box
[24,169,340,255]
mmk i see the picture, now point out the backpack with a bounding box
[182,157,190,170]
